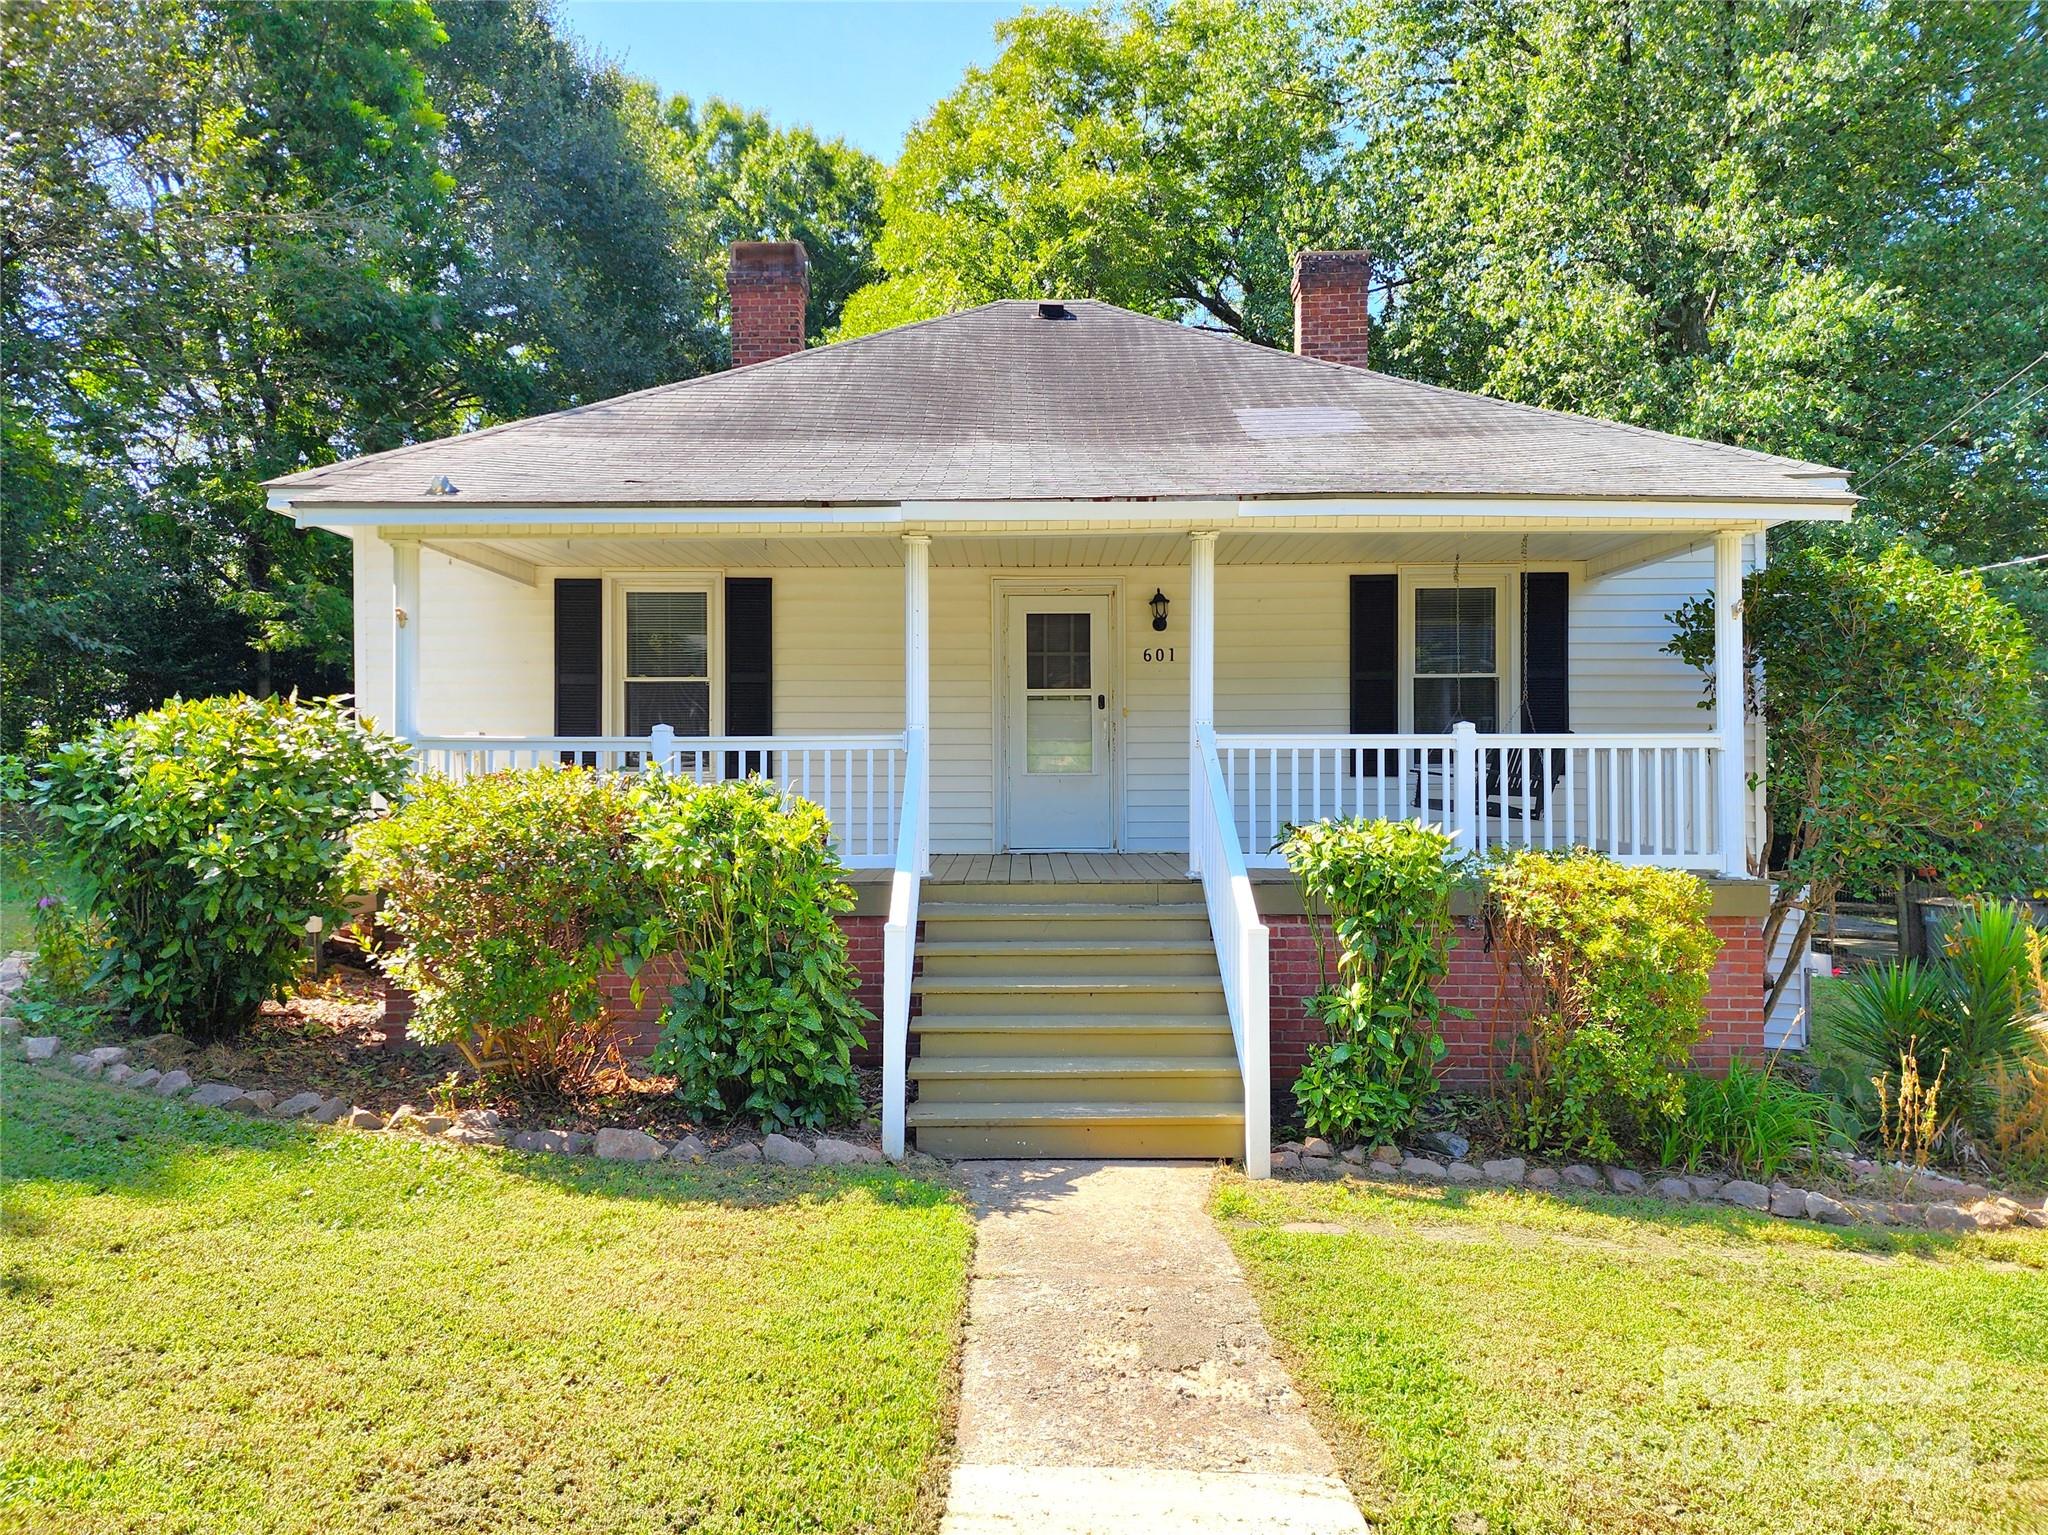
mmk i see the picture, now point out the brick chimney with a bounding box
[1291,249,1373,368]
[728,241,810,367]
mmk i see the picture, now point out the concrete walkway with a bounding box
[940,1161,1369,1535]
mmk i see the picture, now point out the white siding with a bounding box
[930,568,995,851]
[355,538,1762,860]
[771,568,903,734]
[353,533,555,736]
[1570,548,1718,734]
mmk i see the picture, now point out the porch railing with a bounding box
[879,726,929,1161]
[1214,725,1729,871]
[407,729,909,867]
[1193,723,1271,1178]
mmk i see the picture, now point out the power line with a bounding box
[1862,348,2048,484]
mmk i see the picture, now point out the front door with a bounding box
[1002,592,1117,850]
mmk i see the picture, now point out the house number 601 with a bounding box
[1142,646,1176,663]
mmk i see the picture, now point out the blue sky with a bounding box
[557,1,1036,160]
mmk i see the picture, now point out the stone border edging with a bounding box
[3,960,904,1173]
[1272,1134,2047,1235]
[17,1032,896,1168]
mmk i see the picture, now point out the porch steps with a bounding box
[906,880,1243,1159]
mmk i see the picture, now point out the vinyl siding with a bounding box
[354,535,1762,860]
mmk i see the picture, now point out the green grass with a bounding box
[1216,1173,2048,1535]
[1,1067,972,1534]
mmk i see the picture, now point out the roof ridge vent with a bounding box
[1036,302,1073,320]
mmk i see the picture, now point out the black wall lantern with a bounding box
[1149,588,1170,631]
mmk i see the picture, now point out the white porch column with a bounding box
[390,536,421,740]
[1713,529,1748,877]
[1187,530,1218,874]
[903,533,931,874]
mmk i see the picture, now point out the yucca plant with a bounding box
[1829,900,2047,1135]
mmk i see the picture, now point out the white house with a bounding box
[267,243,1851,1171]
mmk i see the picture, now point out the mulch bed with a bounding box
[124,961,885,1152]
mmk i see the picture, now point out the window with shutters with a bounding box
[620,585,713,736]
[1399,573,1510,733]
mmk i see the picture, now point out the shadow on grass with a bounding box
[1239,1163,2020,1263]
[2,1061,959,1216]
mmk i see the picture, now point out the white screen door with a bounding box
[1003,593,1116,850]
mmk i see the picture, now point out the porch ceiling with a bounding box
[413,526,1718,577]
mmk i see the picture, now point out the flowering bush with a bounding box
[1485,850,1719,1162]
[35,695,410,1040]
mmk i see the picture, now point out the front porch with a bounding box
[352,516,1765,1174]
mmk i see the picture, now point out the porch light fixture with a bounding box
[1149,588,1170,631]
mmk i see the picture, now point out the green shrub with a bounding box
[1282,818,1467,1146]
[638,777,870,1133]
[349,769,668,1084]
[1828,900,2047,1135]
[34,695,410,1040]
[1668,540,2047,1019]
[1656,1060,1841,1182]
[1484,850,1719,1162]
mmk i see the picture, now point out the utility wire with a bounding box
[1863,348,2048,484]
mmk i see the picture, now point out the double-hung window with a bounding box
[1405,576,1506,733]
[621,586,712,736]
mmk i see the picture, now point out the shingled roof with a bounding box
[267,300,1850,508]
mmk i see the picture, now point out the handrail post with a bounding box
[1187,530,1218,876]
[1243,922,1270,1178]
[1713,530,1748,877]
[390,537,421,741]
[903,534,931,876]
[647,722,675,776]
[1452,721,1480,855]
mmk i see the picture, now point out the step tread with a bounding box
[918,937,1217,957]
[912,1014,1234,1033]
[916,973,1225,992]
[910,1054,1241,1078]
[921,902,1210,920]
[907,1100,1246,1126]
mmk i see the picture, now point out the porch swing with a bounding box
[1409,541,1570,828]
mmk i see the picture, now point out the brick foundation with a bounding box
[1266,912,1766,1095]
[380,913,888,1065]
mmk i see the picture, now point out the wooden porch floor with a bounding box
[849,852,1293,884]
[930,851,1193,883]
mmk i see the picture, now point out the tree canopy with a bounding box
[2,0,880,749]
[837,0,1364,344]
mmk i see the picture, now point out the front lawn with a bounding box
[0,1068,972,1534]
[1218,1174,2048,1535]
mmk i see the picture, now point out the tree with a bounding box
[4,0,881,749]
[847,0,2045,577]
[425,0,722,417]
[1668,541,2047,1016]
[836,0,1369,343]
[4,0,459,719]
[666,96,882,346]
[1348,0,2048,565]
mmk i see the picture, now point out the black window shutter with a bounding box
[1520,572,1570,733]
[553,579,603,751]
[1349,574,1398,775]
[724,577,772,777]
